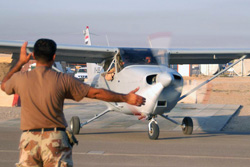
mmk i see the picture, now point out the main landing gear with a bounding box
[70,111,193,140]
[70,109,111,135]
[181,117,193,135]
[147,115,193,140]
[70,116,81,134]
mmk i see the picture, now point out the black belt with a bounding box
[23,127,66,132]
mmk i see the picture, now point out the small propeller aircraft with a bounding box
[0,27,250,139]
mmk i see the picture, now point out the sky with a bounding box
[0,0,250,48]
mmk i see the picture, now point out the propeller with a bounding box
[136,72,172,115]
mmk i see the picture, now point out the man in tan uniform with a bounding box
[1,39,145,167]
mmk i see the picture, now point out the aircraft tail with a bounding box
[84,26,103,84]
[84,26,91,46]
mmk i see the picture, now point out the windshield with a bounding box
[119,48,158,67]
[78,68,87,73]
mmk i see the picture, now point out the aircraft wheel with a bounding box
[182,117,193,135]
[70,116,80,135]
[148,122,159,140]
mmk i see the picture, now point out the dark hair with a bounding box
[34,38,57,63]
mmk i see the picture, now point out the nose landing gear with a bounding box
[148,117,159,140]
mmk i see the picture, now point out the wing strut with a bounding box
[179,55,247,101]
[80,109,112,128]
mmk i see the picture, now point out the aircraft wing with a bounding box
[167,48,250,64]
[0,40,118,64]
[1,40,250,64]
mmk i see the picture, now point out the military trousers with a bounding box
[16,130,73,167]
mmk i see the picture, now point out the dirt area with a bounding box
[0,62,250,132]
[184,76,250,132]
[0,63,11,81]
[184,76,250,108]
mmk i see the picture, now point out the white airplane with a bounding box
[0,30,250,139]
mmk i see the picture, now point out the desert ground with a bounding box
[0,61,250,132]
[183,76,250,132]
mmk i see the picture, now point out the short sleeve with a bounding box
[4,73,19,95]
[64,75,91,101]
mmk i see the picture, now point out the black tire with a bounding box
[70,116,80,135]
[148,122,160,140]
[182,117,193,135]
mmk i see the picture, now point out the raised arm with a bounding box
[1,42,32,92]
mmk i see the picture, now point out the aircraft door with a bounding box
[101,54,124,80]
[99,54,127,94]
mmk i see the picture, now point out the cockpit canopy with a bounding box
[119,48,159,67]
[102,48,166,79]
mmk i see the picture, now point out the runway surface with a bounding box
[0,127,250,167]
[0,102,249,167]
[63,101,240,132]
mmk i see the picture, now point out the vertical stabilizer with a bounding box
[84,26,103,84]
[84,26,92,46]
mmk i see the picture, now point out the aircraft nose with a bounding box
[157,72,172,87]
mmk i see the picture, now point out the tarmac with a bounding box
[0,101,249,167]
[0,101,240,133]
[63,101,240,133]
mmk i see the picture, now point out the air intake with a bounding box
[146,74,157,85]
[173,74,181,80]
[157,101,166,107]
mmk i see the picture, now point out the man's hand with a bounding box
[125,87,146,106]
[1,41,31,92]
[18,42,32,65]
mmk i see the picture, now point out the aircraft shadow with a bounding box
[165,104,250,133]
[158,131,250,141]
[64,102,88,106]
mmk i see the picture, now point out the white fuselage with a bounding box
[93,65,183,117]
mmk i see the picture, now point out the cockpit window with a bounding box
[78,68,87,72]
[119,48,158,67]
[103,58,114,71]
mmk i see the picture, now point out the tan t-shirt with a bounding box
[5,66,90,130]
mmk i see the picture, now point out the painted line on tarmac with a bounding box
[74,151,250,161]
[2,150,250,161]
